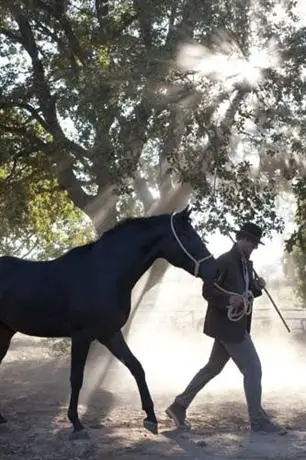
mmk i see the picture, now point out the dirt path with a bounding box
[1,333,306,459]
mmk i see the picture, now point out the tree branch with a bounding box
[95,0,109,30]
[9,4,60,133]
[84,185,118,234]
[3,155,20,182]
[177,0,203,41]
[20,103,50,131]
[57,14,88,65]
[0,121,92,211]
[133,0,153,48]
[110,12,138,41]
[33,0,88,64]
[134,173,155,212]
[0,26,21,42]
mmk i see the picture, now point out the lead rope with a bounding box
[213,283,254,322]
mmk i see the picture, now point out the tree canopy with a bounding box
[0,0,305,259]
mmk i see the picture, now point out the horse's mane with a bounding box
[105,215,158,234]
[62,214,163,259]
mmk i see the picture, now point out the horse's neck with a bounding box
[109,229,161,290]
[131,247,159,288]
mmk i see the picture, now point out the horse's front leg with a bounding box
[102,330,158,434]
[67,331,92,437]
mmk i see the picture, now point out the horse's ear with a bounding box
[180,205,192,218]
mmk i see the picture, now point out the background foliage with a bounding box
[0,0,305,301]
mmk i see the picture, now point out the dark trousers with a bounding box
[175,332,266,424]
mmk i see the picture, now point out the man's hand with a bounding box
[254,277,266,290]
[229,295,244,308]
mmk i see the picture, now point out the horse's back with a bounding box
[0,240,132,338]
[0,255,71,336]
[0,255,59,293]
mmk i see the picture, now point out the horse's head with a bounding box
[159,206,218,283]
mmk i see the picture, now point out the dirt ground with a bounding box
[1,333,306,460]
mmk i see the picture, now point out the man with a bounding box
[166,222,286,434]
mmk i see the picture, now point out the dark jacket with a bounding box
[202,244,262,343]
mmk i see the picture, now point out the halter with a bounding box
[170,213,213,277]
[170,213,253,321]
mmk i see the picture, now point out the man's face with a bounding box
[238,238,258,258]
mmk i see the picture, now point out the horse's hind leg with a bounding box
[67,331,92,436]
[102,331,158,434]
[0,323,15,423]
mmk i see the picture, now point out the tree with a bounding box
[0,0,305,295]
[283,178,306,305]
[0,2,291,230]
[0,151,95,258]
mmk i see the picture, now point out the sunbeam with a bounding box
[177,38,280,89]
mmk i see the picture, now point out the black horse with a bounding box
[0,206,217,435]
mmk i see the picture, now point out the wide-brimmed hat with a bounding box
[236,222,264,245]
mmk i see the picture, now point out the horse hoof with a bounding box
[69,429,90,440]
[0,414,7,424]
[143,420,158,435]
